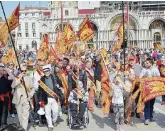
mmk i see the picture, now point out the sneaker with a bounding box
[150,118,155,122]
[136,113,140,119]
[119,125,124,131]
[161,101,165,105]
[53,122,58,127]
[11,114,15,118]
[144,119,150,125]
[48,127,53,131]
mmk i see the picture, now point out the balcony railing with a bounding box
[138,10,165,17]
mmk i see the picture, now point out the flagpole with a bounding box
[60,1,63,32]
[0,2,34,113]
[127,1,129,48]
[122,1,126,71]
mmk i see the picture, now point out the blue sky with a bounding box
[0,1,48,18]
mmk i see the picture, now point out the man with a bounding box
[62,58,70,74]
[94,54,102,105]
[139,58,160,125]
[12,65,34,130]
[33,60,45,125]
[0,64,13,127]
[38,64,64,131]
[158,56,165,105]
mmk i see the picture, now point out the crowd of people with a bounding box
[0,46,164,131]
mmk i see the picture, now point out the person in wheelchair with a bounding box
[68,81,89,126]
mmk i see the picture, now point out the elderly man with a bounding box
[12,65,34,130]
[38,64,64,131]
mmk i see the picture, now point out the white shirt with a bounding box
[111,83,124,105]
[139,66,160,78]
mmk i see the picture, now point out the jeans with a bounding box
[144,98,155,120]
[0,97,9,127]
[162,95,165,102]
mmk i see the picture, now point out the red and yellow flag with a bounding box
[2,48,17,65]
[36,34,49,61]
[0,4,20,48]
[98,48,111,115]
[77,16,94,43]
[63,21,76,53]
[48,46,58,63]
[136,77,165,113]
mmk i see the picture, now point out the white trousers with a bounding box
[45,98,59,128]
[16,97,30,130]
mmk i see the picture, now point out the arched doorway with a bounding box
[110,15,137,47]
[149,19,165,47]
[32,40,37,49]
[149,19,165,30]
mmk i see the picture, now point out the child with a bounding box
[110,74,129,131]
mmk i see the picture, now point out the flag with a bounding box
[77,16,94,43]
[2,48,17,65]
[116,1,129,50]
[98,48,111,115]
[135,77,165,113]
[63,21,76,53]
[0,4,20,48]
[48,46,58,63]
[36,34,49,61]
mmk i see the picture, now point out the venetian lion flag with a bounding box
[0,4,20,48]
[128,77,165,115]
[77,16,94,43]
[36,34,49,61]
[63,21,76,53]
[98,48,111,115]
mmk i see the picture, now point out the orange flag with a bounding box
[77,16,94,43]
[36,34,49,61]
[99,48,111,115]
[63,21,76,53]
[48,46,58,63]
[0,4,20,48]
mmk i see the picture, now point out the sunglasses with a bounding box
[21,70,26,73]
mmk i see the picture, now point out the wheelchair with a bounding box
[67,102,89,129]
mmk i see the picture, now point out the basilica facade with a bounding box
[15,1,165,50]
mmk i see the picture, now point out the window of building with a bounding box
[19,45,22,50]
[26,45,29,50]
[18,33,22,37]
[25,23,28,30]
[65,10,69,16]
[18,24,21,30]
[154,32,161,42]
[32,13,35,16]
[32,23,35,30]
[25,13,27,16]
[33,32,36,37]
[26,33,29,37]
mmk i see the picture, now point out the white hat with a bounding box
[161,56,165,61]
[0,63,4,67]
[20,65,27,71]
[42,64,51,71]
